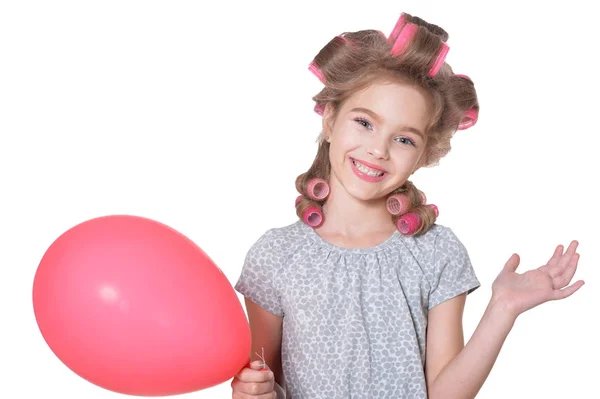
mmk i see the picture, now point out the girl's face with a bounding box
[324,80,431,202]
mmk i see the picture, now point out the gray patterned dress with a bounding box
[235,220,480,399]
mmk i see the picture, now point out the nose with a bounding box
[367,136,389,160]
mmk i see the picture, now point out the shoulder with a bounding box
[429,223,469,255]
[395,223,473,279]
[397,223,464,258]
[418,223,463,243]
[246,220,310,260]
[236,222,309,316]
[418,224,480,307]
[428,223,470,262]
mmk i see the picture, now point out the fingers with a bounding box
[546,241,585,300]
[552,253,580,289]
[552,279,585,300]
[249,360,268,371]
[232,391,276,399]
[541,240,579,278]
[231,362,275,397]
[556,240,579,272]
[234,363,273,383]
[542,244,564,271]
[231,379,275,398]
[503,253,520,273]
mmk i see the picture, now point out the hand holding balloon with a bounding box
[231,360,277,398]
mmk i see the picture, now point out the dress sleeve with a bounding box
[428,226,481,310]
[234,230,285,316]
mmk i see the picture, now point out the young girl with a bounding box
[230,12,584,399]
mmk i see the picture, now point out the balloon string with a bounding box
[255,347,269,370]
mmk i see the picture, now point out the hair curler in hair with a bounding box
[454,74,471,81]
[336,34,352,47]
[428,42,449,77]
[303,206,324,227]
[386,193,411,215]
[391,22,418,56]
[419,191,427,204]
[428,204,439,217]
[389,14,449,77]
[396,212,420,235]
[295,195,303,206]
[306,178,330,200]
[457,108,478,130]
[308,60,325,84]
[314,103,324,116]
[387,13,408,45]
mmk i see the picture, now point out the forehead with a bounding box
[341,80,432,130]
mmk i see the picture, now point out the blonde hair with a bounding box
[295,13,479,236]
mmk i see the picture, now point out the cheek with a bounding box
[390,147,422,168]
[333,125,362,151]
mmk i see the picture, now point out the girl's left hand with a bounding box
[491,240,585,318]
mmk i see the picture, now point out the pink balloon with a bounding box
[32,215,251,396]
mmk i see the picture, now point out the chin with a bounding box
[344,182,390,202]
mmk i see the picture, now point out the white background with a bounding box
[1,0,598,398]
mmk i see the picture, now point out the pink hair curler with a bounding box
[457,108,478,130]
[391,22,418,56]
[419,191,427,204]
[386,194,411,215]
[336,34,355,49]
[306,178,330,200]
[302,206,324,227]
[308,61,325,84]
[428,204,439,217]
[314,103,324,116]
[387,13,408,44]
[428,42,449,77]
[397,212,420,235]
[454,74,471,81]
[295,195,303,206]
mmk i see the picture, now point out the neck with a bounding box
[319,177,395,237]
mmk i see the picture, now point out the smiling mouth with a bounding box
[352,159,385,177]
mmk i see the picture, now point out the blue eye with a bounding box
[396,137,416,147]
[355,117,372,129]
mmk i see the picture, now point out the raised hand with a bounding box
[491,240,585,318]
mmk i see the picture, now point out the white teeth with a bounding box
[353,160,384,177]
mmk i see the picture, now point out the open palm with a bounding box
[492,240,585,317]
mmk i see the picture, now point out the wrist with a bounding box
[488,295,519,325]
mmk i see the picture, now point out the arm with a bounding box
[245,297,287,394]
[426,243,584,399]
[425,294,515,399]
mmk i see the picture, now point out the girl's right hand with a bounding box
[231,360,276,398]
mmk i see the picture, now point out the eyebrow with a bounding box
[350,107,425,139]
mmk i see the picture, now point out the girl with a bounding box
[231,12,584,399]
